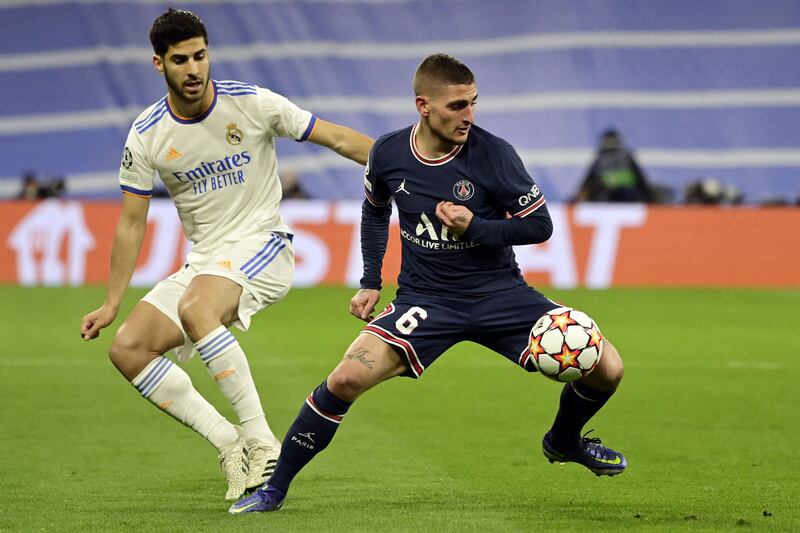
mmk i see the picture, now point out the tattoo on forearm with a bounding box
[346,347,375,369]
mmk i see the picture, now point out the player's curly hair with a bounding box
[150,7,208,56]
[413,53,475,96]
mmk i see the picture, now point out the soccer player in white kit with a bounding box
[80,8,373,501]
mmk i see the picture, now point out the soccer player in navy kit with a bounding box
[231,54,627,514]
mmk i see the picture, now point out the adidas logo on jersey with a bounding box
[166,147,183,161]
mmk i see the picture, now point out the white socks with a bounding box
[195,326,279,447]
[132,356,238,449]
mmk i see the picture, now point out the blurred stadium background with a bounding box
[2,0,799,289]
[2,1,800,530]
[2,0,800,204]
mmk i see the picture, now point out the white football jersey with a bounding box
[119,79,315,264]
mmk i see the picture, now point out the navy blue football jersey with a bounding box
[364,123,549,296]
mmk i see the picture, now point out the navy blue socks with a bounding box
[549,381,614,449]
[267,381,352,495]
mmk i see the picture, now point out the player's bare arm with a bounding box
[436,200,474,236]
[308,118,374,165]
[349,288,381,321]
[81,193,150,340]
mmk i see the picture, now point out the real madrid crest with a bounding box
[226,122,243,145]
[453,179,474,201]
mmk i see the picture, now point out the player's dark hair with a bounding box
[150,7,208,56]
[413,53,475,96]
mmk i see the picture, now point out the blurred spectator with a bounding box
[18,171,39,200]
[280,169,309,199]
[17,172,66,200]
[684,177,743,205]
[758,196,789,207]
[45,176,66,198]
[574,129,654,203]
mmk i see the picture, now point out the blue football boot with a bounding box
[542,430,627,476]
[228,487,285,514]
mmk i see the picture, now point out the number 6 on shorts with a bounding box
[395,306,428,334]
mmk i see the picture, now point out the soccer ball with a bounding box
[528,307,604,382]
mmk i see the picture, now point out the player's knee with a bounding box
[602,343,624,390]
[177,293,208,340]
[109,327,148,380]
[326,369,367,403]
[604,343,625,389]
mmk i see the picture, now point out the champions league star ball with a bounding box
[529,307,604,382]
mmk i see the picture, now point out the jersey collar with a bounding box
[166,81,218,124]
[409,122,463,166]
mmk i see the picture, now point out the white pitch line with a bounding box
[726,361,784,370]
[0,357,95,367]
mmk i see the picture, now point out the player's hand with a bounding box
[436,201,474,236]
[349,288,381,322]
[81,304,117,341]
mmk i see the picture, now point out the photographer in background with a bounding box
[574,128,654,203]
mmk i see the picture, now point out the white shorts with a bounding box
[142,231,294,361]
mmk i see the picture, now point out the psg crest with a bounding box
[453,179,474,201]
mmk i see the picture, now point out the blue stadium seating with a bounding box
[1,0,799,203]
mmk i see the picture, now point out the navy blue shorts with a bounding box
[362,284,561,378]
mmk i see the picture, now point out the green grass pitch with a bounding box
[0,285,797,531]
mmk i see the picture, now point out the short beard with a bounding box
[163,66,208,105]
